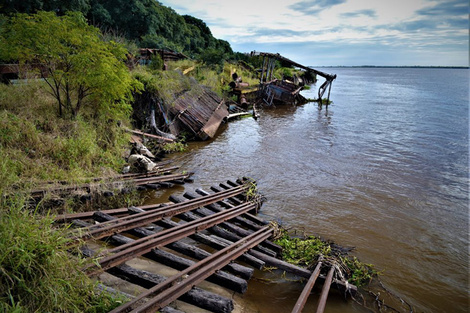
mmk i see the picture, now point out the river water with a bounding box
[153,68,469,312]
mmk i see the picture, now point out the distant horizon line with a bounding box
[311,65,469,69]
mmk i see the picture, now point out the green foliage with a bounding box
[274,230,379,287]
[340,256,378,287]
[162,141,187,153]
[167,60,259,97]
[275,233,332,267]
[0,196,124,312]
[0,0,238,63]
[0,0,91,15]
[0,11,142,119]
[132,66,192,104]
[149,53,164,71]
[85,0,228,58]
[201,48,226,69]
[0,82,130,193]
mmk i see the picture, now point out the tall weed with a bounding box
[0,196,124,312]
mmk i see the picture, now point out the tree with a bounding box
[0,0,90,15]
[0,11,142,118]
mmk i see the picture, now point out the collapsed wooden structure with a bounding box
[252,51,337,106]
[167,86,228,140]
[56,177,356,313]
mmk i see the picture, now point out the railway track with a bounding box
[58,178,354,313]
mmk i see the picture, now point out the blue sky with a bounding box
[159,0,469,66]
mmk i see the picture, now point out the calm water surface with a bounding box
[156,68,469,312]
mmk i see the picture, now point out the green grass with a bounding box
[164,60,260,97]
[0,81,130,195]
[0,196,125,312]
[162,141,187,153]
[0,80,135,311]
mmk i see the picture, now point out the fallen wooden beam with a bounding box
[125,128,174,142]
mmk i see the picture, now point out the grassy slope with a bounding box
[0,62,255,312]
[0,81,131,312]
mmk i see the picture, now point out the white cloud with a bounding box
[159,0,469,66]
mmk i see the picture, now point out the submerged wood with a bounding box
[149,212,265,269]
[316,266,335,313]
[291,262,322,313]
[182,191,280,256]
[169,194,276,257]
[248,249,356,294]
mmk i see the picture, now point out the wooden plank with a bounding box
[126,129,174,142]
[199,100,228,139]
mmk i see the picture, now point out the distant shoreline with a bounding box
[314,65,469,69]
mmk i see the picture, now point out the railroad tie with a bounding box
[68,184,249,244]
[83,201,258,276]
[109,226,273,313]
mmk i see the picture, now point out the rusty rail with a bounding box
[83,201,258,276]
[32,171,190,199]
[315,266,335,313]
[69,184,249,243]
[291,261,323,313]
[109,226,273,313]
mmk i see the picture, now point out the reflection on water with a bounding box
[149,68,469,313]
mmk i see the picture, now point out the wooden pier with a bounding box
[57,178,355,313]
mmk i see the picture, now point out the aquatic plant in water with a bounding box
[273,229,378,287]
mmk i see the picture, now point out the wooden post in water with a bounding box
[326,81,333,106]
[260,55,267,83]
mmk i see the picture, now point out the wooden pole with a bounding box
[326,81,333,106]
[260,55,267,83]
